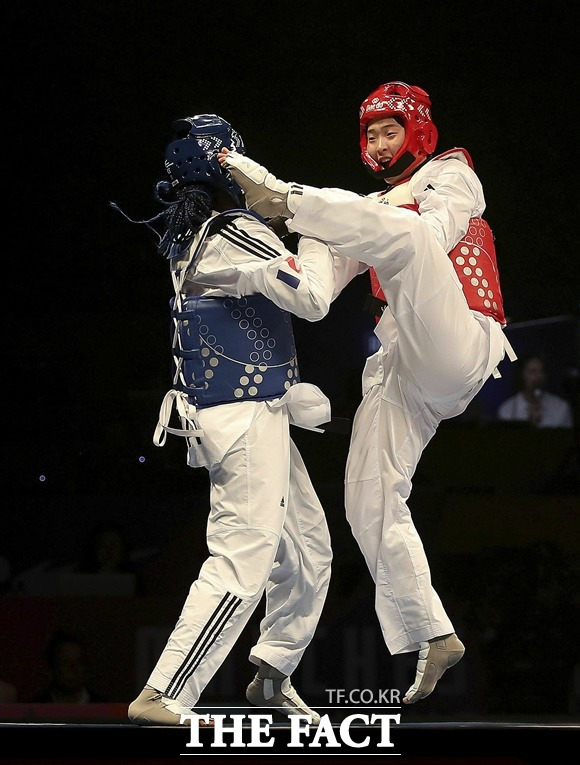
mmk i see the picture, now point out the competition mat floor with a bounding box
[0,704,577,763]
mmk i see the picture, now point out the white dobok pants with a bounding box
[288,189,509,655]
[148,403,332,707]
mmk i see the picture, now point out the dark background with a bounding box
[3,0,579,725]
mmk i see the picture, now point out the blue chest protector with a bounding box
[171,294,300,409]
[168,210,300,410]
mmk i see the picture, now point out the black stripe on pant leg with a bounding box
[168,594,241,698]
[170,596,242,698]
[182,596,242,679]
[170,595,242,698]
[165,592,232,697]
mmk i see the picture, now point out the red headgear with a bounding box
[359,81,438,180]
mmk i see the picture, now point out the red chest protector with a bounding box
[368,150,506,326]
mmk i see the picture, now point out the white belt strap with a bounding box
[492,332,518,379]
[504,334,518,362]
[153,389,204,447]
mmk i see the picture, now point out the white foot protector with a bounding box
[403,634,465,704]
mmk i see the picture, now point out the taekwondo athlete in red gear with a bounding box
[119,114,336,726]
[218,83,517,705]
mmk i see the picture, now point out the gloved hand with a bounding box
[218,149,299,218]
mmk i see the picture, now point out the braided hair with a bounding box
[154,181,213,258]
[109,180,213,259]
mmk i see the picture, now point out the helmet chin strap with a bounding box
[368,150,417,180]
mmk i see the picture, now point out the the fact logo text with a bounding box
[180,713,401,750]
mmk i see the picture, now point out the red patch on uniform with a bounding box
[285,256,301,273]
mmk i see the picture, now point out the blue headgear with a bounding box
[164,114,246,206]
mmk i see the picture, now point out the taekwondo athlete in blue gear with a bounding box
[123,115,337,726]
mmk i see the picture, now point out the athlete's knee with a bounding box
[390,215,442,278]
[389,214,425,267]
[206,527,280,599]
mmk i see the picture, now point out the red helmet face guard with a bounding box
[359,81,438,180]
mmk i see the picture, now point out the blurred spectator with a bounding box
[74,521,145,595]
[11,522,148,597]
[497,354,573,428]
[29,630,105,703]
[76,522,133,574]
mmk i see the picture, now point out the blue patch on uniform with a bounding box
[276,269,300,289]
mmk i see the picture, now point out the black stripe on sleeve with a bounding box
[221,229,272,261]
[230,225,282,259]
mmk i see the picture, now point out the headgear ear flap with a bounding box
[359,82,438,180]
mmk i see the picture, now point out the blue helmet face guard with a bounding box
[164,114,246,205]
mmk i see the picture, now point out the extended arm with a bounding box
[186,215,336,321]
